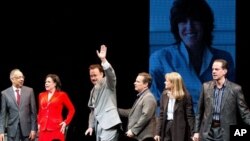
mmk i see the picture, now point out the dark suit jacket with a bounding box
[0,86,37,137]
[119,89,157,141]
[156,90,194,141]
[194,80,250,141]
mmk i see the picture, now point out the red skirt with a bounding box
[38,128,65,141]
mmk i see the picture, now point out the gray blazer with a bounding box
[87,66,121,130]
[119,89,157,141]
[194,80,250,141]
[0,86,37,137]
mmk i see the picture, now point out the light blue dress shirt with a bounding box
[149,42,235,112]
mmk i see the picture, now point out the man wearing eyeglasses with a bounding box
[0,68,37,141]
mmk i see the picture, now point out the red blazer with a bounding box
[38,90,75,131]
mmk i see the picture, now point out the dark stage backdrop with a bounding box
[0,1,249,141]
[1,1,148,141]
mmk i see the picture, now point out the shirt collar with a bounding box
[213,79,228,89]
[137,88,148,97]
[13,86,19,91]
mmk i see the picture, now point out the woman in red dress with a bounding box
[37,74,75,141]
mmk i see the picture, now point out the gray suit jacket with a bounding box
[194,80,250,141]
[0,86,37,137]
[87,66,121,130]
[119,89,157,141]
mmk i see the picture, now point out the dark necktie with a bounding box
[16,89,20,106]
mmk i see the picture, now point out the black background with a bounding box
[1,1,249,141]
[230,125,250,141]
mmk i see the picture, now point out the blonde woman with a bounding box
[154,72,194,141]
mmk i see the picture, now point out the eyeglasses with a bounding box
[13,76,25,79]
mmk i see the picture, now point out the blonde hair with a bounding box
[165,72,187,100]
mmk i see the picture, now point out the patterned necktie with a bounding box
[16,89,21,106]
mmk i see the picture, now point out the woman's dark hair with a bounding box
[46,74,62,90]
[170,0,214,46]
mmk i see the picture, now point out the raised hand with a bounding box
[96,44,107,61]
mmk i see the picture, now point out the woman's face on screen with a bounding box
[178,18,204,48]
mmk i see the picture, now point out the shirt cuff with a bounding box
[101,61,110,70]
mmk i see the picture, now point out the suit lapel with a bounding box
[174,100,180,112]
[220,82,230,110]
[49,92,58,103]
[207,82,215,106]
[93,78,105,105]
[164,94,169,112]
[130,90,148,114]
[20,87,30,108]
[130,95,143,114]
[220,89,229,111]
[9,88,19,107]
[88,87,95,107]
[19,87,25,107]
